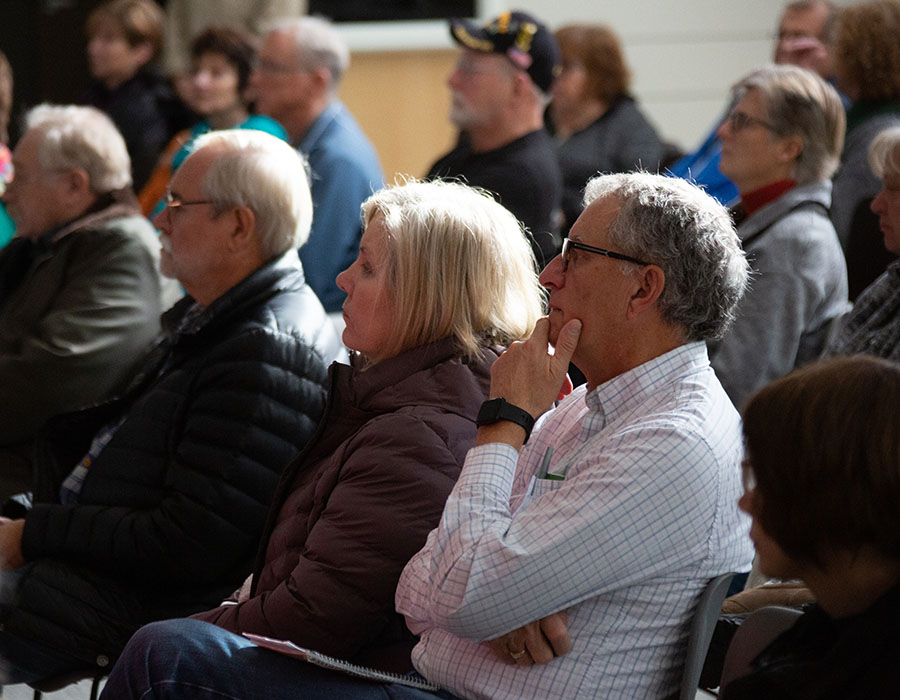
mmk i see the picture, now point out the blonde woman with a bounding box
[101,179,544,696]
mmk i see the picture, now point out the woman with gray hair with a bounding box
[827,125,900,360]
[709,64,850,410]
[100,178,544,696]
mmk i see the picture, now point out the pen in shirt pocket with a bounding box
[536,446,566,481]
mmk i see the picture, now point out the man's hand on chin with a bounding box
[490,316,581,419]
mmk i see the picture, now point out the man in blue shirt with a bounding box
[250,17,383,313]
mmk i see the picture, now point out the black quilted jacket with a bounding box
[0,251,345,671]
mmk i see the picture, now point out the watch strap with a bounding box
[476,398,535,442]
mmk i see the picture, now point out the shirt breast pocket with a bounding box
[530,475,566,498]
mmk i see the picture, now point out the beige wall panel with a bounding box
[339,50,458,184]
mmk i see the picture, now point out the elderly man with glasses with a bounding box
[0,129,344,687]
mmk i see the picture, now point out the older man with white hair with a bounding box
[0,104,169,498]
[0,129,344,686]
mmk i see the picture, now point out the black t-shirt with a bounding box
[427,128,562,267]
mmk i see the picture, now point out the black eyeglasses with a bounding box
[560,237,651,272]
[724,110,779,134]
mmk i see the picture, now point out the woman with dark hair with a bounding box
[721,354,900,698]
[139,27,287,216]
[82,0,191,191]
[550,24,665,232]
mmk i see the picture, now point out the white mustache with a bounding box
[159,236,172,254]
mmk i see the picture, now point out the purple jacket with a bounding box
[194,337,497,671]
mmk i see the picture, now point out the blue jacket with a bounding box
[298,102,384,312]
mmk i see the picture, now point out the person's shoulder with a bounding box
[466,133,559,191]
[63,214,158,261]
[313,104,379,157]
[343,408,465,475]
[217,270,344,368]
[744,185,832,244]
[767,193,842,258]
[632,358,741,445]
[240,114,289,141]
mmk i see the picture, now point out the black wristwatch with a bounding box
[476,398,535,443]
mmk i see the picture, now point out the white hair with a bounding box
[193,129,313,259]
[26,104,131,192]
[868,124,900,178]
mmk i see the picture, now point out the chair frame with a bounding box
[718,604,803,690]
[679,572,736,700]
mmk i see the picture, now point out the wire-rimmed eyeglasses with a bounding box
[164,190,213,212]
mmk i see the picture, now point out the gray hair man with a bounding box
[0,104,169,496]
[0,129,345,685]
[393,173,754,699]
[250,16,383,314]
[427,10,563,267]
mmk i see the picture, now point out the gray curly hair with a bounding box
[583,172,749,341]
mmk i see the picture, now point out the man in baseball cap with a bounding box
[427,10,563,267]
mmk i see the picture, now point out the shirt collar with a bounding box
[740,178,796,218]
[583,342,710,425]
[299,101,341,153]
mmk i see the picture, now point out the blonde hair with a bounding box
[361,179,544,360]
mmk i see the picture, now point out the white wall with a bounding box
[339,1,789,151]
[514,0,788,149]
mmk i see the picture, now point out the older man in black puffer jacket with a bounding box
[0,129,345,685]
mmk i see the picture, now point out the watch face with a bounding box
[476,398,503,424]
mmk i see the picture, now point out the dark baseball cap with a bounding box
[449,10,561,92]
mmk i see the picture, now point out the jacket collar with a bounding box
[162,249,306,342]
[736,180,831,243]
[333,336,496,417]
